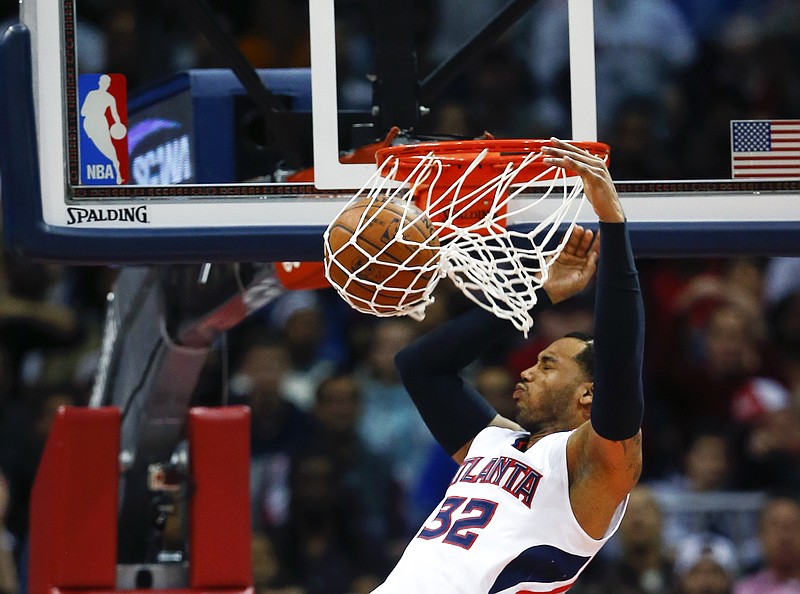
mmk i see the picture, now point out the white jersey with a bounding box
[372,426,627,594]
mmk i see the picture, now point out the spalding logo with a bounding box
[66,205,150,225]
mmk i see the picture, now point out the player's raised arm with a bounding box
[543,138,645,512]
[394,223,600,464]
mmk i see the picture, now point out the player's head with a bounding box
[513,332,594,434]
[99,74,111,90]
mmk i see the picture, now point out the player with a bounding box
[80,74,125,184]
[371,138,644,593]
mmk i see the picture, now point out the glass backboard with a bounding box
[1,0,798,263]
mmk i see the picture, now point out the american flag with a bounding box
[731,120,800,179]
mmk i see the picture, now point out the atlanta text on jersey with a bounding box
[449,455,543,508]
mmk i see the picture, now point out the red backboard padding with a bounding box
[29,407,120,594]
[187,406,252,588]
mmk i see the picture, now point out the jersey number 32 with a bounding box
[418,496,498,550]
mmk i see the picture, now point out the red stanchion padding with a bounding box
[187,406,252,588]
[29,407,120,594]
[274,261,330,290]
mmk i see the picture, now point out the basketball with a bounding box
[110,122,127,140]
[325,196,440,313]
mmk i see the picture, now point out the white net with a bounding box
[323,145,591,335]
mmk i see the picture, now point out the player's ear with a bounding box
[579,383,593,406]
[577,383,592,421]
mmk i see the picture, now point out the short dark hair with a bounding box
[563,332,594,380]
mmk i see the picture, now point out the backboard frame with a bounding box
[1,5,353,264]
[2,0,800,264]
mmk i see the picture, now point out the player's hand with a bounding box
[543,138,624,223]
[543,225,599,304]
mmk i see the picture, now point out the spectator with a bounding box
[767,289,800,403]
[269,449,381,594]
[575,485,673,594]
[672,533,739,594]
[640,258,769,476]
[763,258,800,311]
[426,0,510,65]
[0,468,18,594]
[673,0,750,41]
[310,374,403,558]
[641,257,765,379]
[650,430,741,551]
[448,43,540,139]
[355,318,435,524]
[37,265,118,394]
[269,291,337,412]
[251,530,301,594]
[730,377,800,495]
[606,96,675,181]
[526,0,696,137]
[734,496,800,593]
[0,347,14,421]
[0,255,82,395]
[97,6,140,88]
[662,259,765,370]
[231,334,315,532]
[237,0,310,69]
[657,302,767,451]
[1,8,106,76]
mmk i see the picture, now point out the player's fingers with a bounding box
[542,154,606,180]
[564,225,586,254]
[577,228,594,255]
[547,150,606,173]
[586,246,599,271]
[548,137,601,161]
[549,137,594,157]
[543,138,607,170]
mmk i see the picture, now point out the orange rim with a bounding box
[375,139,609,169]
[373,139,610,238]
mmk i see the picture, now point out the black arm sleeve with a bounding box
[590,221,645,441]
[395,294,552,456]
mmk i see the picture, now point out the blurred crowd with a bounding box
[2,0,800,593]
[1,0,797,180]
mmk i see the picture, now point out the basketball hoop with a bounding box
[323,139,610,335]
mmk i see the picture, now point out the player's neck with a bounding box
[525,426,564,448]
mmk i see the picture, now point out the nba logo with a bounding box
[78,74,130,185]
